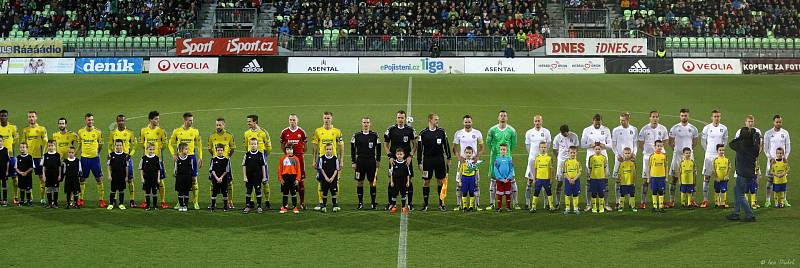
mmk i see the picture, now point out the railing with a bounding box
[215,8,257,24]
[564,8,609,27]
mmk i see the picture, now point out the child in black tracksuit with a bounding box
[317,143,340,212]
[174,143,194,212]
[41,141,61,208]
[209,144,230,212]
[389,148,411,213]
[242,138,265,214]
[15,143,34,206]
[140,143,161,211]
[107,140,130,210]
[62,147,81,208]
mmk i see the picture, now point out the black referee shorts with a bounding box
[355,158,377,182]
[422,156,447,180]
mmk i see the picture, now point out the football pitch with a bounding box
[0,74,798,267]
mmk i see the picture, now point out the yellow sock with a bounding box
[565,195,571,210]
[651,195,658,208]
[749,193,756,206]
[468,196,474,209]
[39,181,45,200]
[158,180,166,203]
[592,197,598,211]
[680,192,685,206]
[722,192,727,205]
[262,181,270,203]
[572,196,580,210]
[778,192,785,205]
[128,181,135,201]
[532,196,538,209]
[628,196,635,208]
[317,183,323,203]
[79,181,85,200]
[192,180,199,204]
[687,193,692,206]
[97,180,104,199]
[658,195,664,209]
[547,196,554,209]
[12,178,18,200]
[227,182,234,204]
[462,196,468,208]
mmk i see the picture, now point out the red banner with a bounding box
[175,37,278,56]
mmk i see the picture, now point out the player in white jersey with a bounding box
[764,115,791,207]
[452,115,485,210]
[612,112,637,209]
[581,114,612,211]
[553,124,579,209]
[638,111,669,208]
[668,108,699,207]
[523,115,551,209]
[701,110,728,207]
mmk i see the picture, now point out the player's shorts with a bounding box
[461,175,476,194]
[143,177,159,192]
[534,179,552,196]
[32,157,42,176]
[17,174,32,189]
[127,158,134,180]
[175,176,192,192]
[641,153,651,178]
[495,180,511,194]
[110,176,127,191]
[650,177,666,193]
[422,156,447,180]
[63,176,80,193]
[80,157,103,180]
[564,179,581,196]
[7,156,16,177]
[702,155,716,177]
[746,179,758,194]
[320,177,339,193]
[589,179,607,194]
[680,184,696,193]
[619,185,635,196]
[555,158,566,181]
[211,180,228,196]
[355,158,377,182]
[714,180,728,193]
[45,171,60,187]
[188,155,198,177]
[773,183,787,192]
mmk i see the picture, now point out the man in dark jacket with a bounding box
[727,127,760,222]
[504,43,515,58]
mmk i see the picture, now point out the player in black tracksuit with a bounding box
[389,148,411,211]
[16,144,34,206]
[209,144,231,212]
[384,111,416,210]
[174,143,194,211]
[139,143,161,211]
[351,117,381,210]
[317,143,340,212]
[417,114,452,211]
[108,140,130,209]
[41,142,61,208]
[62,148,81,208]
[242,139,266,214]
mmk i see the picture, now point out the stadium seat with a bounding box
[721,37,730,49]
[166,36,176,48]
[754,37,763,49]
[133,36,142,48]
[305,36,313,48]
[688,37,699,48]
[123,36,133,48]
[665,37,674,48]
[680,37,689,48]
[149,36,157,48]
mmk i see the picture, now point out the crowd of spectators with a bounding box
[273,0,552,47]
[0,0,200,38]
[617,0,800,38]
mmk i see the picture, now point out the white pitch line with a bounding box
[407,76,413,117]
[397,212,409,268]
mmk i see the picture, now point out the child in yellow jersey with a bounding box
[617,147,637,212]
[649,140,668,212]
[529,142,554,212]
[712,144,731,208]
[678,147,697,208]
[588,143,608,213]
[562,146,582,214]
[771,147,789,208]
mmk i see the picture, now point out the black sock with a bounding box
[282,195,288,207]
[332,190,338,206]
[256,196,262,207]
[387,186,392,205]
[46,192,52,205]
[322,195,328,206]
[223,196,229,207]
[26,191,32,202]
[211,197,217,208]
[151,195,158,208]
[291,195,297,207]
[437,185,443,205]
[370,186,377,204]
[357,186,364,204]
[53,192,58,205]
[110,192,116,206]
[423,186,430,206]
[407,184,414,206]
[245,196,252,208]
[119,193,124,206]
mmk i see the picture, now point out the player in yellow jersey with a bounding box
[617,147,637,212]
[648,140,668,212]
[109,114,137,208]
[562,146,582,214]
[588,143,608,213]
[529,142,555,212]
[771,147,789,208]
[678,147,697,208]
[311,112,343,211]
[244,114,272,209]
[22,111,48,207]
[0,109,21,204]
[77,113,105,208]
[712,144,731,208]
[169,112,203,210]
[53,118,78,159]
[140,111,168,209]
[208,118,235,209]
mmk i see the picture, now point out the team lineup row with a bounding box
[0,108,791,214]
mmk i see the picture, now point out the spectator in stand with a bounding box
[504,43,515,58]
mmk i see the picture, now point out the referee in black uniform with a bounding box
[384,110,417,210]
[351,116,381,210]
[417,113,451,211]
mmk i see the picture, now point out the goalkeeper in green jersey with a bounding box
[485,110,518,210]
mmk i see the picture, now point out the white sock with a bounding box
[702,179,710,201]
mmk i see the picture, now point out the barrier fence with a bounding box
[1,57,798,75]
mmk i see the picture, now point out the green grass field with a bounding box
[0,74,799,267]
